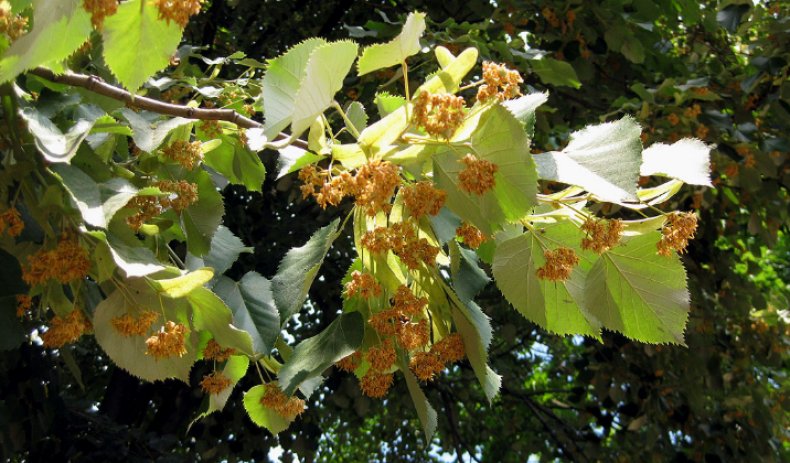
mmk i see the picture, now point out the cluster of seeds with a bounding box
[402,181,446,218]
[145,321,188,360]
[82,0,117,29]
[111,310,159,337]
[455,222,487,249]
[361,220,440,270]
[42,310,91,348]
[203,339,236,361]
[200,371,232,394]
[0,207,24,237]
[412,91,466,138]
[458,154,498,195]
[126,180,198,230]
[299,161,400,216]
[344,271,383,299]
[657,212,698,256]
[409,333,465,382]
[0,6,28,41]
[153,0,203,28]
[260,383,305,420]
[536,247,580,281]
[16,294,31,317]
[162,140,203,170]
[22,235,91,286]
[581,218,623,254]
[477,61,523,102]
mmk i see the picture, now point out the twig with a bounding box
[28,67,309,151]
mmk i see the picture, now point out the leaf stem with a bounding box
[331,100,360,139]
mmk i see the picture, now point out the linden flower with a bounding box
[536,247,580,281]
[336,351,362,372]
[344,271,383,299]
[200,372,233,395]
[156,180,198,212]
[145,321,188,360]
[0,7,28,40]
[82,0,118,29]
[397,318,430,350]
[392,285,428,317]
[581,218,623,254]
[359,371,394,398]
[458,154,498,195]
[412,91,466,138]
[42,310,91,348]
[0,207,24,237]
[431,333,465,364]
[477,61,523,102]
[657,212,698,256]
[409,352,445,382]
[260,383,305,420]
[353,160,400,216]
[203,339,236,361]
[162,140,203,170]
[21,235,91,286]
[456,222,487,249]
[111,310,159,337]
[402,181,446,218]
[366,340,396,372]
[16,294,32,317]
[154,0,204,28]
[360,221,440,270]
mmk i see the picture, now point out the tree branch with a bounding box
[28,67,308,151]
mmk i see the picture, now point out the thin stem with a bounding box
[331,100,360,139]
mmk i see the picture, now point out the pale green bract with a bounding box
[357,11,426,75]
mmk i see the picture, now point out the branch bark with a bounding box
[28,67,308,150]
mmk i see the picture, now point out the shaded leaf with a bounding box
[188,286,256,356]
[203,134,266,192]
[119,109,192,153]
[51,164,138,228]
[214,273,279,355]
[357,12,426,75]
[243,384,292,434]
[530,58,581,88]
[19,106,97,163]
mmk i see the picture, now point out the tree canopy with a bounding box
[0,1,787,462]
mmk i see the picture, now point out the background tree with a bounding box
[0,1,787,462]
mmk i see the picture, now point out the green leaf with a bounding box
[185,225,252,284]
[357,12,426,75]
[102,0,184,91]
[533,116,643,202]
[415,47,478,95]
[262,38,326,138]
[492,223,601,337]
[119,109,192,153]
[451,301,502,402]
[290,40,359,139]
[276,146,325,179]
[87,226,165,278]
[401,361,438,441]
[271,219,341,324]
[149,268,214,298]
[51,164,138,228]
[243,384,292,434]
[19,106,97,163]
[203,134,266,192]
[213,273,279,355]
[502,92,548,137]
[0,0,92,83]
[640,139,713,186]
[181,170,225,257]
[92,279,196,382]
[374,91,406,117]
[207,355,249,413]
[434,104,538,234]
[277,311,364,396]
[345,101,368,133]
[621,40,646,64]
[530,58,581,89]
[585,232,690,344]
[188,286,256,356]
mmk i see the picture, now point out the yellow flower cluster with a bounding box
[82,0,117,29]
[126,181,198,230]
[42,310,91,348]
[111,311,159,337]
[198,119,222,138]
[456,222,487,249]
[260,383,305,420]
[145,321,188,360]
[200,371,232,394]
[162,140,203,170]
[412,91,466,138]
[536,247,580,281]
[153,0,203,28]
[366,339,396,372]
[581,218,623,254]
[368,285,429,349]
[359,372,394,398]
[541,6,561,28]
[336,351,362,372]
[203,339,236,361]
[344,271,383,299]
[0,6,28,41]
[458,154,498,195]
[409,333,466,382]
[402,181,446,218]
[477,61,523,102]
[0,207,24,237]
[16,294,31,317]
[361,221,440,270]
[657,212,698,256]
[22,235,91,286]
[684,104,702,119]
[299,161,400,215]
